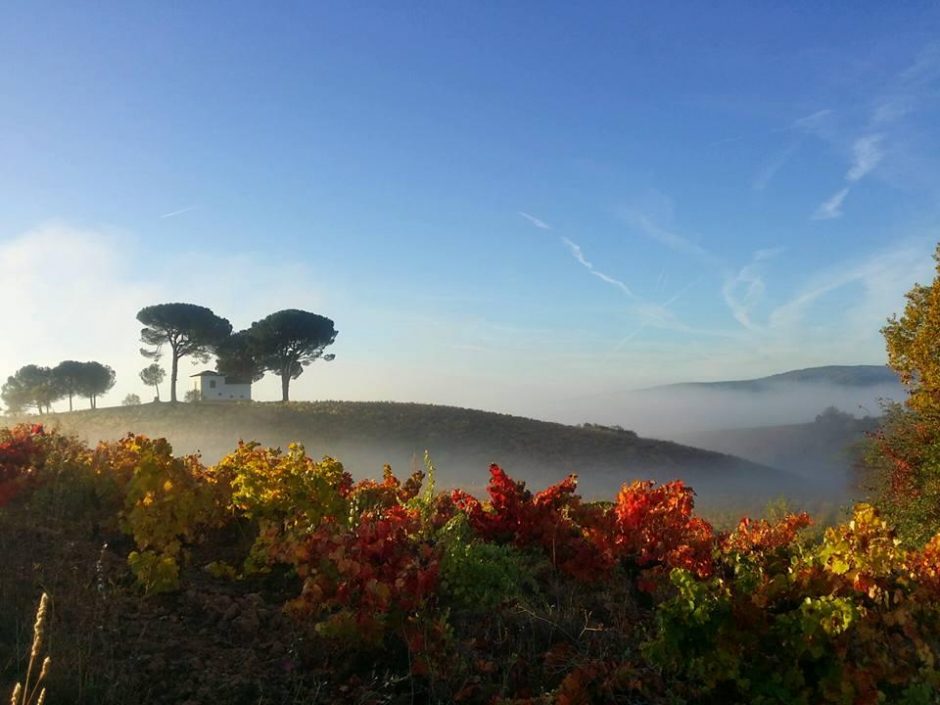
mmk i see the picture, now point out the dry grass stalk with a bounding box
[9,593,51,705]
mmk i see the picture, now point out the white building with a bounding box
[190,371,252,402]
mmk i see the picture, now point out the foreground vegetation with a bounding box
[2,423,940,704]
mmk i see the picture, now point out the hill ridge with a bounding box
[11,399,802,508]
[641,364,898,392]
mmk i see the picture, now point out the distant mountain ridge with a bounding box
[646,365,900,393]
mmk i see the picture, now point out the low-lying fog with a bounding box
[551,381,903,438]
[13,375,901,516]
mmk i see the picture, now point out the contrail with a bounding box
[562,237,635,298]
[160,205,198,219]
[518,211,552,230]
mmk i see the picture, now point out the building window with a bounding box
[209,380,216,389]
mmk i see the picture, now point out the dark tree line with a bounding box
[2,361,116,413]
[137,304,337,403]
[1,302,338,413]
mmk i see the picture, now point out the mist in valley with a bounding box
[27,368,901,517]
[555,380,902,438]
[559,377,902,504]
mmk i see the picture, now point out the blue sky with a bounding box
[2,2,940,421]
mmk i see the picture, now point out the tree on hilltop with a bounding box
[214,330,265,384]
[137,303,232,403]
[1,365,62,414]
[77,362,115,409]
[814,406,855,427]
[139,363,166,402]
[246,309,337,402]
[52,360,86,412]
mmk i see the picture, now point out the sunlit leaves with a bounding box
[612,480,715,582]
[647,502,940,703]
[287,504,441,645]
[98,434,226,592]
[7,423,940,702]
[0,424,47,507]
[883,244,940,412]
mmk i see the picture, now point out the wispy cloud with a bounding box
[518,211,552,230]
[813,187,851,220]
[518,211,639,300]
[769,242,931,331]
[624,211,721,268]
[791,108,834,133]
[846,134,884,182]
[721,248,783,330]
[809,134,882,220]
[561,237,635,297]
[871,97,913,126]
[623,202,932,367]
[809,42,940,219]
[515,205,933,395]
[622,207,787,332]
[654,268,666,292]
[614,276,722,349]
[752,110,835,191]
[160,205,198,219]
[753,141,800,191]
[711,108,832,150]
[898,41,940,87]
[525,209,722,341]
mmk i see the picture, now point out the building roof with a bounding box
[191,370,253,385]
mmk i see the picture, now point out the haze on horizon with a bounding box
[2,3,940,428]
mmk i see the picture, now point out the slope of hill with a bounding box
[677,410,881,497]
[7,400,800,508]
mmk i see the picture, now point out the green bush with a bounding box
[862,404,940,546]
[437,514,533,610]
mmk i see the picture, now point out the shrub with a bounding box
[0,425,51,508]
[645,504,940,704]
[208,441,352,572]
[863,404,940,545]
[95,434,228,593]
[437,514,531,610]
[287,503,441,645]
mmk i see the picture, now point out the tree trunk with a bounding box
[154,384,160,402]
[68,393,73,412]
[281,372,290,402]
[170,353,179,403]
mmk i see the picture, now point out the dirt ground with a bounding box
[0,506,371,705]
